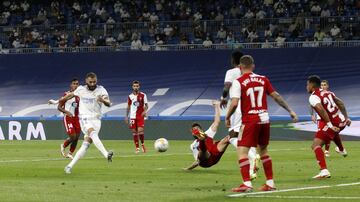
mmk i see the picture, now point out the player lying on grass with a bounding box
[184,101,259,178]
[48,78,81,159]
[184,100,232,170]
[307,75,351,179]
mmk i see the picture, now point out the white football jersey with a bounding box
[74,85,109,119]
[224,67,241,98]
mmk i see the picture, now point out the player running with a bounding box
[226,55,298,192]
[307,75,351,179]
[220,50,260,179]
[309,80,346,157]
[125,80,148,153]
[48,78,81,159]
[184,100,232,170]
[59,72,113,174]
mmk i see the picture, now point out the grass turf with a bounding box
[0,140,359,202]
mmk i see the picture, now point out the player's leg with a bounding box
[248,147,259,180]
[130,119,140,153]
[232,124,258,192]
[216,135,230,152]
[68,133,80,159]
[138,123,146,153]
[88,121,111,159]
[61,116,74,157]
[333,133,347,157]
[65,136,92,173]
[257,123,276,191]
[324,143,331,157]
[311,137,331,178]
[229,109,241,148]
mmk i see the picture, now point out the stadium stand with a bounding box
[0,0,360,51]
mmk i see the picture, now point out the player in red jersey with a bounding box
[226,55,298,192]
[307,75,351,179]
[125,80,148,153]
[48,78,81,159]
[185,101,233,170]
[310,80,347,157]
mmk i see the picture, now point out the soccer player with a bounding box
[59,72,113,174]
[226,55,298,192]
[309,80,346,157]
[307,75,351,179]
[220,50,260,179]
[185,100,232,170]
[48,78,81,159]
[125,80,148,153]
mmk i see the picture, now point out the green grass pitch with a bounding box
[0,140,359,202]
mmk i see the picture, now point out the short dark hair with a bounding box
[232,50,244,66]
[321,80,329,85]
[71,78,79,82]
[191,122,202,129]
[132,80,140,85]
[240,55,254,67]
[308,75,321,87]
[86,72,97,78]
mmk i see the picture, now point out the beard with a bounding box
[87,84,97,91]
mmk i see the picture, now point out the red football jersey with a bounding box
[128,92,148,119]
[309,88,344,124]
[231,72,275,123]
[60,92,80,117]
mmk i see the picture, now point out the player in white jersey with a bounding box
[220,51,259,179]
[59,72,113,174]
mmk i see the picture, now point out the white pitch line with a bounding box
[243,195,360,200]
[228,182,360,198]
[0,148,307,164]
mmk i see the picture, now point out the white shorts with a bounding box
[80,117,101,137]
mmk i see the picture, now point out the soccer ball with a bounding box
[154,138,169,152]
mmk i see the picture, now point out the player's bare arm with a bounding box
[184,160,199,171]
[269,92,298,122]
[225,97,239,128]
[309,105,316,123]
[210,100,221,132]
[142,103,148,117]
[333,96,351,126]
[59,92,75,103]
[220,82,231,108]
[97,95,111,107]
[125,103,130,124]
[313,103,340,132]
[57,101,73,117]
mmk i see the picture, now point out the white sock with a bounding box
[248,147,257,174]
[266,179,275,187]
[244,181,252,187]
[90,131,108,158]
[229,138,237,148]
[67,142,90,168]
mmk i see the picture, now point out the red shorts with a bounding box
[129,118,145,129]
[238,122,270,147]
[199,137,224,168]
[63,116,81,135]
[315,120,345,144]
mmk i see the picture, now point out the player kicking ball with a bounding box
[307,75,351,179]
[59,72,113,174]
[226,55,298,192]
[125,81,148,153]
[184,100,233,170]
[48,78,81,159]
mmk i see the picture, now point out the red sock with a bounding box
[261,155,273,180]
[239,158,251,182]
[69,138,78,153]
[63,138,71,148]
[314,146,327,170]
[325,143,330,151]
[333,134,344,151]
[139,133,145,144]
[133,133,139,148]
